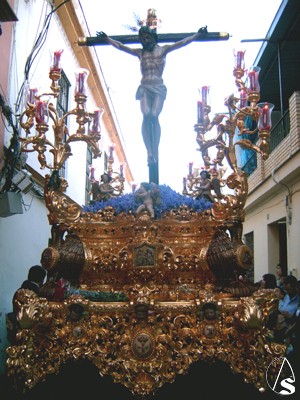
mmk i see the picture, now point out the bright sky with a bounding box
[79,0,282,192]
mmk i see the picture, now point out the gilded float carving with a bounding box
[8,289,285,397]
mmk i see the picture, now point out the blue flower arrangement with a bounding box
[83,184,212,218]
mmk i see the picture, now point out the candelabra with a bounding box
[182,161,226,202]
[18,51,103,223]
[20,54,102,172]
[184,51,274,221]
[89,143,125,202]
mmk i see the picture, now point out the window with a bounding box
[86,147,93,205]
[56,70,71,178]
[57,70,70,117]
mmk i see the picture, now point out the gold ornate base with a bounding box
[7,288,285,397]
[6,209,286,397]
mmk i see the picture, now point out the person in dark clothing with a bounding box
[7,265,46,343]
[261,273,277,289]
[20,265,47,293]
[284,279,300,363]
[12,265,46,311]
[271,275,299,343]
[275,263,286,289]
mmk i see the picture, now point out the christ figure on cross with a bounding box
[96,26,208,168]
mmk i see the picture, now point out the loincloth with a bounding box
[136,83,167,100]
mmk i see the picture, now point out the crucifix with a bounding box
[78,10,229,185]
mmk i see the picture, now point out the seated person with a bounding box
[12,264,47,308]
[284,279,300,358]
[19,265,47,294]
[275,263,286,289]
[260,273,277,289]
[271,275,299,343]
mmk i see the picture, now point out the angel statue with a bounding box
[195,170,223,202]
[91,172,115,202]
[134,182,161,218]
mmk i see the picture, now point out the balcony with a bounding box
[242,91,300,196]
[242,109,290,177]
[270,110,290,151]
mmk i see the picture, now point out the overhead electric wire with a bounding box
[15,0,71,113]
[1,1,71,193]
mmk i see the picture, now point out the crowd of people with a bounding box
[259,265,300,363]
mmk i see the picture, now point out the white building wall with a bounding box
[244,91,300,283]
[243,158,300,283]
[243,184,296,283]
[286,184,300,277]
[0,193,50,373]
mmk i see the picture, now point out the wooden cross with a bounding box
[78,31,229,47]
[78,22,229,185]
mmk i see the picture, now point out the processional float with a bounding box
[6,13,287,398]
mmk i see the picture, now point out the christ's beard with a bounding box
[143,42,156,51]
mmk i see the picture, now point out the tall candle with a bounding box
[201,86,209,106]
[188,162,193,175]
[258,102,274,130]
[262,106,269,128]
[247,66,261,92]
[197,101,204,124]
[91,108,103,133]
[239,89,247,108]
[90,166,95,181]
[248,71,256,91]
[75,69,89,95]
[51,49,63,72]
[35,101,45,123]
[78,73,85,94]
[235,50,245,69]
[131,182,137,193]
[120,162,126,177]
[108,144,115,158]
[28,88,38,104]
